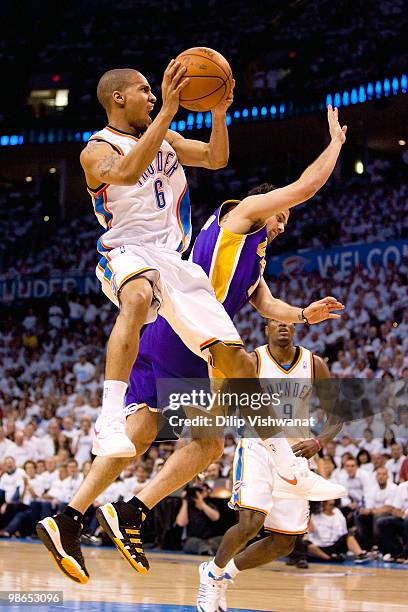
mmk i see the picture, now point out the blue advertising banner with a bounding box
[266,239,408,277]
[0,275,100,302]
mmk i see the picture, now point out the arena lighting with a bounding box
[49,167,57,174]
[355,160,364,175]
[25,176,33,182]
[1,73,407,145]
[399,140,406,146]
[43,215,50,222]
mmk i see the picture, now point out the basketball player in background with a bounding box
[36,106,348,584]
[197,319,341,611]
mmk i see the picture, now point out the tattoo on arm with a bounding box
[97,154,120,178]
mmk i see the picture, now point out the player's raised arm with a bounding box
[250,277,344,324]
[80,61,189,186]
[229,105,347,225]
[166,81,234,169]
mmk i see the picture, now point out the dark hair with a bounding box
[246,182,277,196]
[357,449,371,465]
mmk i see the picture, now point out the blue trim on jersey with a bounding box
[281,364,291,371]
[176,184,191,252]
[94,192,112,228]
[98,256,112,282]
[233,444,243,503]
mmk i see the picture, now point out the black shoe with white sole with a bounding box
[36,514,89,584]
[96,501,149,574]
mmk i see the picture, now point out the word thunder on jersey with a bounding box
[255,344,315,442]
[87,126,192,255]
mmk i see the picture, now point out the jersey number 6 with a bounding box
[154,178,166,209]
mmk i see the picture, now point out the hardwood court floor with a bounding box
[1,541,407,611]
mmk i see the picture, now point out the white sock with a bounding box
[263,435,296,478]
[224,559,240,579]
[207,558,224,578]
[102,380,128,414]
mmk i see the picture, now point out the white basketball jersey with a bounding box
[87,126,191,255]
[255,344,315,442]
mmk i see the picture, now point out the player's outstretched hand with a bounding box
[327,105,347,144]
[303,296,345,324]
[161,59,190,118]
[213,79,235,115]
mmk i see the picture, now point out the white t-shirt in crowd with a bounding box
[73,361,95,384]
[309,508,348,547]
[21,475,45,505]
[385,456,406,484]
[0,468,25,502]
[392,482,408,514]
[364,480,397,509]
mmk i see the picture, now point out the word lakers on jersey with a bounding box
[88,127,241,359]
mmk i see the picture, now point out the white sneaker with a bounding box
[92,412,136,458]
[196,561,223,612]
[273,457,347,501]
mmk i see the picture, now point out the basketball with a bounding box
[175,47,233,112]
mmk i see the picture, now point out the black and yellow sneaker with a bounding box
[36,514,89,584]
[96,501,149,574]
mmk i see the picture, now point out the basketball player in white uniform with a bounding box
[197,319,341,612]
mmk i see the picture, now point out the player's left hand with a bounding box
[303,296,344,324]
[212,79,235,115]
[292,439,320,459]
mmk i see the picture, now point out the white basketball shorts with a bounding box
[96,244,242,359]
[230,439,309,535]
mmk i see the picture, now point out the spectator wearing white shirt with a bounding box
[8,431,33,467]
[0,457,25,504]
[56,459,84,508]
[40,457,60,492]
[0,460,45,537]
[338,457,372,525]
[356,449,374,473]
[334,435,358,461]
[30,464,69,525]
[40,421,60,457]
[331,353,353,378]
[73,355,95,389]
[385,443,406,484]
[356,467,397,550]
[359,428,384,456]
[71,417,93,468]
[377,481,408,561]
[0,427,13,462]
[307,500,368,563]
[61,416,79,441]
[83,298,98,324]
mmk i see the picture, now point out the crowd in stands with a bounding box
[0,259,407,559]
[1,153,407,282]
[1,0,407,127]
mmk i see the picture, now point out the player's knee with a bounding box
[119,279,153,321]
[212,346,257,378]
[238,511,265,541]
[269,534,296,557]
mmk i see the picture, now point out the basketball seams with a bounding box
[178,52,232,82]
[181,77,226,102]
